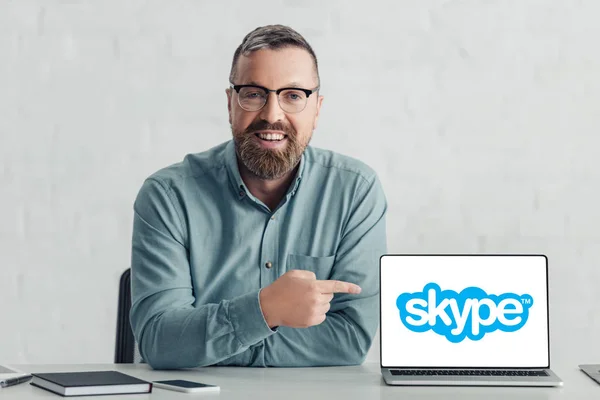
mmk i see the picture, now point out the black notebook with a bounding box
[30,371,152,397]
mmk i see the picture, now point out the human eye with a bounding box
[282,90,305,102]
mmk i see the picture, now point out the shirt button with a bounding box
[239,191,245,197]
[270,215,275,220]
[265,261,272,269]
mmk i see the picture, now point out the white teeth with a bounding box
[258,133,285,141]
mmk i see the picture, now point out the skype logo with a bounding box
[396,283,533,343]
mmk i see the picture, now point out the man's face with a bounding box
[227,47,323,180]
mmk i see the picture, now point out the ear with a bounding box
[313,94,324,130]
[226,88,233,125]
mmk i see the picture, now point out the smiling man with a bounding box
[129,25,387,369]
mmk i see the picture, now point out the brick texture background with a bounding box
[1,0,599,366]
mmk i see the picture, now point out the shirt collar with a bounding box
[286,152,305,198]
[224,140,305,201]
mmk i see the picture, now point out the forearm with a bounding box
[133,290,274,369]
[262,295,379,367]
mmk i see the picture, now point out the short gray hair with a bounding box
[229,25,319,86]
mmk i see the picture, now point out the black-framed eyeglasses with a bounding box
[229,83,319,114]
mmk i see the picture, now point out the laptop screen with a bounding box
[380,255,550,368]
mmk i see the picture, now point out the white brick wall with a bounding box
[1,0,599,367]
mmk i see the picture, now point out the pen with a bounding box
[0,374,32,388]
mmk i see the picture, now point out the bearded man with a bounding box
[129,24,387,369]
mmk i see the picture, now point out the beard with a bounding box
[232,120,311,180]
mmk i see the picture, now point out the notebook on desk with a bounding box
[379,254,563,386]
[30,370,152,396]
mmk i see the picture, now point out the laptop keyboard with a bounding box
[390,369,549,377]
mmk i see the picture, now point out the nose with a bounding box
[258,92,285,124]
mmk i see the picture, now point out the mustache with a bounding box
[243,121,296,136]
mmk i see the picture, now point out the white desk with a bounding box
[2,362,599,399]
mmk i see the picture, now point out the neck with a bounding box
[238,159,298,211]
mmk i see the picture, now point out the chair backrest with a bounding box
[115,268,142,363]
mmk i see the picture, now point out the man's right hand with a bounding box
[258,270,362,329]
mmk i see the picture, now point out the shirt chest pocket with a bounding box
[286,254,336,281]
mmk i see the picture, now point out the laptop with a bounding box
[579,364,600,385]
[0,364,30,387]
[380,254,563,386]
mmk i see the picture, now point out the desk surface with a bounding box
[1,362,598,399]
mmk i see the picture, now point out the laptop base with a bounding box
[381,368,563,387]
[579,364,600,385]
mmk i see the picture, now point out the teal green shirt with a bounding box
[130,140,387,369]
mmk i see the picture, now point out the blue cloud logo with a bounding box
[396,283,533,343]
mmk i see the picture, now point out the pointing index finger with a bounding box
[317,280,362,294]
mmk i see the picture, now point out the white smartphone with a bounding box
[152,379,220,393]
